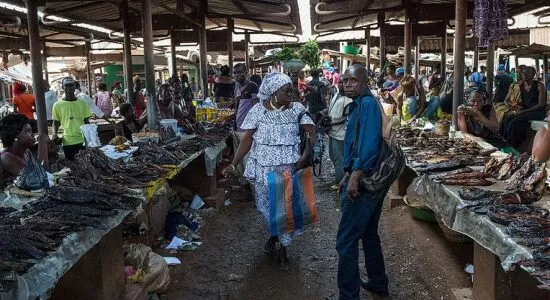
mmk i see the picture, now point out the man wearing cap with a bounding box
[494,64,513,103]
[51,77,92,160]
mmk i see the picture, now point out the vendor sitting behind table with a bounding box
[399,75,437,122]
[499,66,547,149]
[158,83,189,122]
[119,103,147,142]
[0,114,36,182]
[457,90,505,148]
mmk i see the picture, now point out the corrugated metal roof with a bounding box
[310,0,544,34]
[22,0,302,35]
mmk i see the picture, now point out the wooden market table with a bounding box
[396,133,550,299]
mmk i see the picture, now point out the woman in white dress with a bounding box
[222,72,316,270]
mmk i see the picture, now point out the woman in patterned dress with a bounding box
[222,72,316,270]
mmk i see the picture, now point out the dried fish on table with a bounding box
[0,207,16,218]
[487,205,549,225]
[135,142,179,165]
[69,148,170,187]
[415,161,466,173]
[458,187,502,200]
[0,269,16,293]
[0,236,45,260]
[434,167,473,178]
[438,172,492,181]
[440,178,494,186]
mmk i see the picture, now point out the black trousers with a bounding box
[500,109,546,148]
[63,144,84,160]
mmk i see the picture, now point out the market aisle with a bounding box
[161,159,472,300]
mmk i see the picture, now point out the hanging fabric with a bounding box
[474,0,509,47]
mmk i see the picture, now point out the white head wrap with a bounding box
[257,71,292,101]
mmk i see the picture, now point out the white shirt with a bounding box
[327,90,353,141]
[45,90,57,120]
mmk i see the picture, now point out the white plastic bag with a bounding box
[80,124,101,147]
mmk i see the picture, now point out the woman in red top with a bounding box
[133,76,146,117]
[12,83,35,120]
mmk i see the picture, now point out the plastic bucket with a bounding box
[160,119,177,134]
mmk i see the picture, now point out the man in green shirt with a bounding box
[52,77,92,160]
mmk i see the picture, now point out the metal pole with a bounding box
[24,0,47,165]
[486,43,495,99]
[85,41,93,96]
[199,28,208,99]
[441,20,447,78]
[365,29,371,71]
[142,0,157,128]
[42,42,49,83]
[404,9,412,75]
[227,18,234,69]
[122,0,133,103]
[473,38,479,72]
[244,32,250,71]
[415,37,420,79]
[452,0,467,125]
[170,30,177,77]
[544,55,548,85]
[378,13,386,71]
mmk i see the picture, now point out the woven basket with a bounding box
[436,216,472,243]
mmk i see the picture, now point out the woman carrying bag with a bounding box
[222,72,317,271]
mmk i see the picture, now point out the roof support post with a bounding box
[441,20,447,78]
[365,29,371,71]
[199,2,208,100]
[244,32,250,72]
[453,0,467,125]
[24,0,48,166]
[42,42,49,83]
[415,37,420,79]
[378,13,386,71]
[85,41,94,96]
[404,9,412,75]
[227,18,234,70]
[486,42,495,100]
[121,0,133,103]
[142,0,158,128]
[473,38,479,71]
[543,55,548,85]
[170,30,177,77]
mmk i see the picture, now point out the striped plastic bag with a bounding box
[266,168,319,236]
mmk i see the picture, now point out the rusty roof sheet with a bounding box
[4,0,301,35]
[311,0,546,34]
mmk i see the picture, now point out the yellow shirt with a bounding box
[52,99,92,146]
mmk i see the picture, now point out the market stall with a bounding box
[395,127,550,298]
[0,120,232,299]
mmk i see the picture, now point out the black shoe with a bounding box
[360,277,389,297]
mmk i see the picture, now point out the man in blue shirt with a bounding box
[337,64,389,299]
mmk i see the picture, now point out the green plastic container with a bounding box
[342,45,360,55]
[404,196,437,223]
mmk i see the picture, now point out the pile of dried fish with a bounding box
[200,123,232,141]
[456,186,550,289]
[437,171,494,186]
[0,181,143,292]
[166,138,217,154]
[397,127,494,167]
[135,142,181,165]
[484,155,547,203]
[69,148,169,187]
[415,161,467,173]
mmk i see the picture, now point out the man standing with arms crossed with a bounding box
[337,64,389,299]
